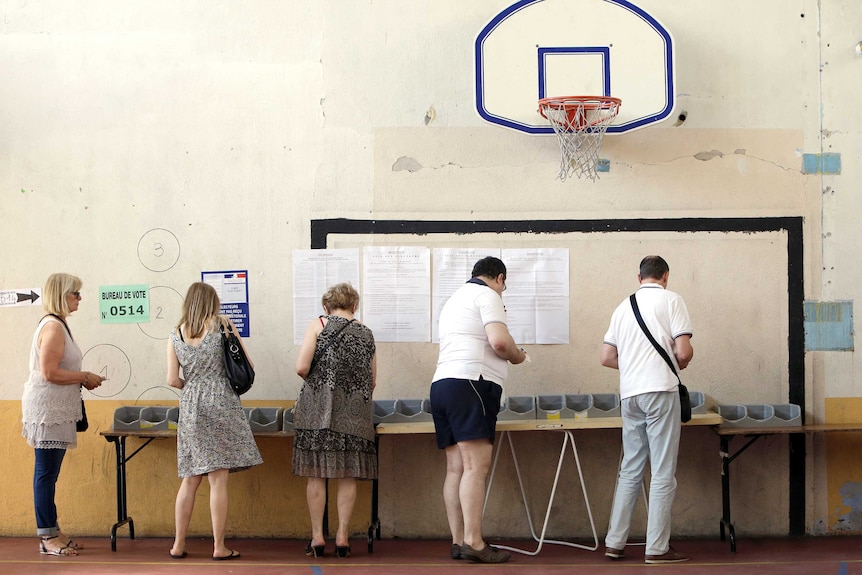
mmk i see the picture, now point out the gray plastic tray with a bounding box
[718,403,802,427]
[537,395,574,419]
[689,391,707,414]
[282,407,296,431]
[498,396,536,420]
[565,394,592,418]
[140,406,179,430]
[589,393,621,418]
[248,407,283,432]
[373,400,398,424]
[389,399,433,423]
[113,406,144,430]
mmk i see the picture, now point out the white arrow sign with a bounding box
[0,289,42,308]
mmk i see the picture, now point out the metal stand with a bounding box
[367,435,381,553]
[719,434,762,553]
[104,435,155,551]
[484,430,598,555]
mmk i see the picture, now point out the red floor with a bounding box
[2,536,862,574]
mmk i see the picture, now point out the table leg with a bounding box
[106,436,135,552]
[368,436,381,553]
[485,430,598,555]
[719,435,735,552]
[718,433,762,553]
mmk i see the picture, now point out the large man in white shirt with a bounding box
[430,256,527,564]
[600,255,693,565]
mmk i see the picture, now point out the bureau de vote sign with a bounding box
[99,285,150,324]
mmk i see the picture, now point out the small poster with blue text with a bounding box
[202,270,250,337]
[100,285,150,324]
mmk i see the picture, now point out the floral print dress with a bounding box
[292,316,377,480]
[172,328,262,477]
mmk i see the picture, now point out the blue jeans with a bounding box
[605,391,681,556]
[34,448,66,536]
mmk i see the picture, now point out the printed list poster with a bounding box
[362,246,431,342]
[292,249,360,344]
[431,248,501,342]
[501,248,570,344]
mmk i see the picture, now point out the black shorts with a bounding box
[430,377,503,449]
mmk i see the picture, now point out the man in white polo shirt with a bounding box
[430,256,527,564]
[600,255,693,565]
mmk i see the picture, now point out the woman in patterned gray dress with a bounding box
[166,282,262,561]
[294,282,377,558]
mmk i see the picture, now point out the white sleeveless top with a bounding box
[21,316,82,449]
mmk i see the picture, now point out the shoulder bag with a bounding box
[306,318,355,378]
[44,314,89,432]
[219,319,255,395]
[629,294,692,423]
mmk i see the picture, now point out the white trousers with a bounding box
[605,390,681,556]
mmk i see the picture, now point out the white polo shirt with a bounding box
[603,283,693,400]
[433,281,509,385]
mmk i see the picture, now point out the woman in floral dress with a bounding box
[166,282,262,561]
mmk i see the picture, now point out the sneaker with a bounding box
[604,546,625,560]
[450,543,463,560]
[644,547,689,564]
[461,543,511,564]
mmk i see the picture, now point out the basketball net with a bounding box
[538,96,621,182]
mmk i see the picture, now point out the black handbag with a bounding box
[629,294,692,423]
[220,320,254,395]
[76,395,89,432]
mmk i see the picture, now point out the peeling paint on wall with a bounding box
[694,149,723,161]
[392,156,423,172]
[836,482,862,531]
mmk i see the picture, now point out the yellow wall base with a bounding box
[826,398,862,533]
[0,400,369,538]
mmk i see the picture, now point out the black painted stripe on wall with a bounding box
[311,216,806,536]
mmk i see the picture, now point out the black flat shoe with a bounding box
[335,544,351,558]
[305,541,325,558]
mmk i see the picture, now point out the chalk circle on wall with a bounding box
[134,385,181,403]
[138,285,184,340]
[82,344,131,398]
[138,228,180,272]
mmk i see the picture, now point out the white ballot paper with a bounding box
[362,246,431,342]
[501,248,570,344]
[292,249,360,344]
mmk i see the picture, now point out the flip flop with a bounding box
[213,550,240,561]
[169,551,187,559]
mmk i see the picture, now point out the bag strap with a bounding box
[308,318,355,375]
[629,293,681,384]
[218,316,238,338]
[43,313,73,341]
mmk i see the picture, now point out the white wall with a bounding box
[2,0,861,539]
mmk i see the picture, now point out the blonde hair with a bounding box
[178,282,220,338]
[43,273,82,317]
[322,282,360,313]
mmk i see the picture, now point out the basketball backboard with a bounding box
[475,0,675,134]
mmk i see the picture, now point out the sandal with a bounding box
[305,540,325,557]
[58,532,83,550]
[40,536,77,556]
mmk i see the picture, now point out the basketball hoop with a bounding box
[538,96,621,181]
